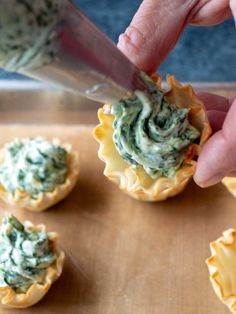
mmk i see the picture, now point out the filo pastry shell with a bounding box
[222,177,236,198]
[206,229,236,313]
[0,221,65,308]
[93,75,211,201]
[0,138,80,211]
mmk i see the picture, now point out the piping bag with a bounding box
[0,0,147,103]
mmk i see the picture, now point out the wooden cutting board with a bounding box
[0,124,234,314]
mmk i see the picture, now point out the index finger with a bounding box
[117,0,193,74]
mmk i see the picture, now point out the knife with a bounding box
[18,1,147,104]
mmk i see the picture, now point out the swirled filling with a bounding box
[0,0,64,71]
[0,138,68,198]
[0,215,56,293]
[113,77,200,178]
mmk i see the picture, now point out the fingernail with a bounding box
[194,173,224,188]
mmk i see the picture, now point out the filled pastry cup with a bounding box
[93,75,211,201]
[222,177,236,198]
[206,229,236,313]
[0,138,79,211]
[0,221,65,308]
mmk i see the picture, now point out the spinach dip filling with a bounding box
[0,215,56,293]
[0,0,64,71]
[112,77,200,178]
[0,138,68,198]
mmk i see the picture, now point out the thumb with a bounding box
[117,0,193,73]
[194,98,236,187]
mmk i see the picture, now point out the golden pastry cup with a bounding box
[222,177,236,198]
[93,75,211,201]
[0,220,65,308]
[206,229,236,313]
[0,138,80,211]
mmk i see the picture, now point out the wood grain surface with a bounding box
[0,124,234,314]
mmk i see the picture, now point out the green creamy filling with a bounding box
[113,76,200,178]
[0,138,68,198]
[0,215,56,293]
[0,0,64,71]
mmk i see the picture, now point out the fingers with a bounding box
[207,110,227,133]
[230,0,236,22]
[117,0,232,73]
[190,0,232,26]
[197,92,231,112]
[194,98,236,187]
[117,0,195,73]
[197,93,231,132]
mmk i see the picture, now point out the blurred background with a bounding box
[0,0,235,82]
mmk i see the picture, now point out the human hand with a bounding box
[194,93,236,187]
[118,0,234,73]
[117,0,236,187]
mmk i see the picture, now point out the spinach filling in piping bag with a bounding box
[0,0,64,72]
